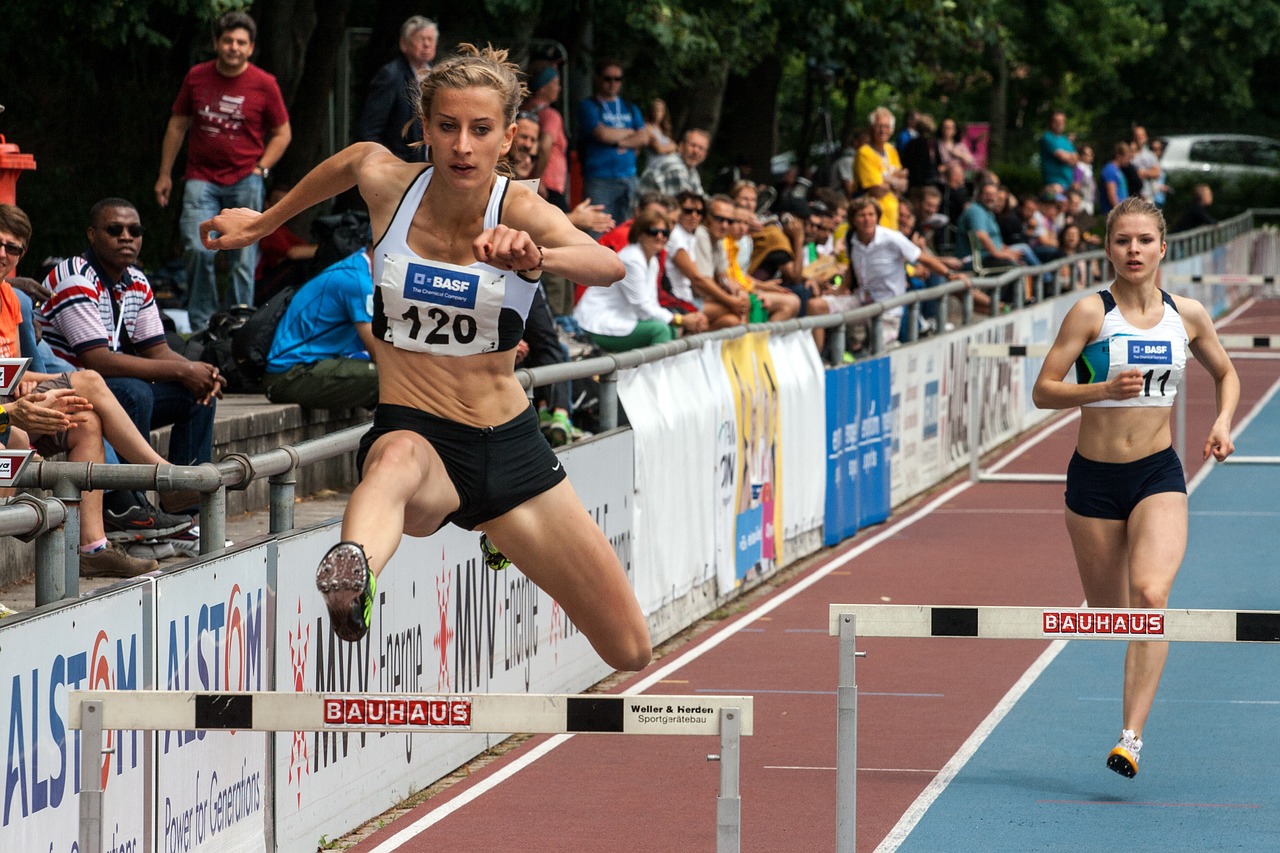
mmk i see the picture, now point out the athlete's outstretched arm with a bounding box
[200,142,405,251]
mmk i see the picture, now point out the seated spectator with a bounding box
[1173,183,1217,233]
[1021,192,1062,263]
[958,182,1040,269]
[3,203,193,557]
[746,197,832,345]
[915,186,952,253]
[939,162,970,228]
[713,196,799,324]
[701,195,758,329]
[668,192,745,327]
[638,128,710,198]
[730,180,763,269]
[254,184,318,303]
[847,196,966,350]
[665,191,711,307]
[39,198,224,517]
[937,118,977,173]
[1059,187,1101,243]
[1098,143,1131,214]
[1055,223,1101,289]
[574,209,708,351]
[901,113,942,195]
[593,191,677,308]
[261,242,377,410]
[1,369,195,575]
[855,107,909,229]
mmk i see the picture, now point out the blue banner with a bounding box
[823,357,891,545]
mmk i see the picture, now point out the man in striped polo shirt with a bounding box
[39,199,225,516]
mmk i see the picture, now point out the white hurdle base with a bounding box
[827,604,1279,853]
[1220,455,1280,465]
[70,691,752,853]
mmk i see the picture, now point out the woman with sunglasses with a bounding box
[574,207,708,352]
[201,45,653,672]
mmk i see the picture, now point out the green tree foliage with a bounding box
[2,0,1279,282]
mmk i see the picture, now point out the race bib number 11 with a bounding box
[378,254,506,356]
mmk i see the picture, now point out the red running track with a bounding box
[347,298,1279,853]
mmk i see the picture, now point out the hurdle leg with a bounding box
[79,699,104,853]
[968,368,980,482]
[716,707,742,853]
[836,614,858,853]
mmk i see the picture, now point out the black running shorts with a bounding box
[1064,446,1186,520]
[356,403,567,530]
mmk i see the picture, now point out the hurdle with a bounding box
[1166,274,1277,286]
[966,343,1065,483]
[69,690,753,853]
[827,603,1280,853]
[1217,334,1280,464]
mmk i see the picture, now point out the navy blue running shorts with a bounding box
[356,403,567,531]
[1064,446,1186,520]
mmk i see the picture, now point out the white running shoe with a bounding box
[1107,729,1142,778]
[127,540,177,560]
[163,527,234,558]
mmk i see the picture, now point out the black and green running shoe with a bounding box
[316,541,375,642]
[480,533,511,571]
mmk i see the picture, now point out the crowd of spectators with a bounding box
[0,12,1229,611]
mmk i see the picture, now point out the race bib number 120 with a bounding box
[378,254,506,356]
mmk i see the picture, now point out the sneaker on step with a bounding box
[1107,729,1142,778]
[0,602,17,618]
[127,540,177,560]
[316,542,375,642]
[81,544,160,578]
[105,504,194,542]
[164,526,233,558]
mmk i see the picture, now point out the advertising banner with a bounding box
[0,584,151,853]
[155,550,272,852]
[616,351,717,612]
[720,332,783,582]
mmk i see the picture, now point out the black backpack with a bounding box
[229,283,302,385]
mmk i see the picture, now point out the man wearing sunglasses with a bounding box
[39,199,224,519]
[577,59,649,232]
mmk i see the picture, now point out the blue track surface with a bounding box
[895,386,1280,852]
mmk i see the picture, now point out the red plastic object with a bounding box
[0,135,37,205]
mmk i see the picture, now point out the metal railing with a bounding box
[2,210,1266,605]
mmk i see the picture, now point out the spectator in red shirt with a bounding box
[155,11,291,333]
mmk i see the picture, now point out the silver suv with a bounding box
[1157,134,1280,218]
